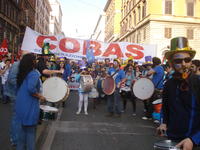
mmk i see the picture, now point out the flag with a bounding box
[0,39,8,56]
[86,40,95,64]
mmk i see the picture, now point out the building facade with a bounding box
[0,0,21,52]
[90,14,106,42]
[19,0,36,45]
[104,0,122,42]
[49,0,62,35]
[35,0,51,34]
[119,0,200,59]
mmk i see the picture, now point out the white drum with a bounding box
[132,78,154,100]
[80,75,93,92]
[43,77,69,103]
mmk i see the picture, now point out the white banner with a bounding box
[21,27,157,62]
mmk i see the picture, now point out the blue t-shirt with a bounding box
[152,65,164,89]
[15,70,42,126]
[108,68,126,85]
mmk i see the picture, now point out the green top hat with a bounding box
[165,37,196,60]
[41,42,54,56]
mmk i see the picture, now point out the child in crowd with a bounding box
[75,68,90,115]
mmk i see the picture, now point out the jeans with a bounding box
[17,125,36,150]
[2,84,9,103]
[107,88,122,114]
[10,98,20,145]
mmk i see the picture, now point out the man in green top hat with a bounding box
[157,37,200,150]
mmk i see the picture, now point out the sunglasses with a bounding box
[173,57,192,64]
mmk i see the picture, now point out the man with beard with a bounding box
[157,37,200,150]
[106,59,126,117]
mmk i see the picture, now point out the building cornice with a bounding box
[150,18,200,25]
[104,0,112,12]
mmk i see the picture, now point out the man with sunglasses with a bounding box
[157,37,200,150]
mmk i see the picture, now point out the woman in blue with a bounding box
[15,53,46,150]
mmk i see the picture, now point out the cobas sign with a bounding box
[21,27,157,61]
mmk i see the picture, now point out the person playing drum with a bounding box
[106,58,126,117]
[120,64,137,116]
[142,57,164,121]
[157,37,200,150]
[15,53,46,150]
[75,67,91,115]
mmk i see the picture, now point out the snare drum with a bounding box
[152,99,162,113]
[40,105,58,121]
[80,75,93,92]
[154,140,181,150]
[42,77,69,103]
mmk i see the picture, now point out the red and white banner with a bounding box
[21,27,157,62]
[0,39,8,56]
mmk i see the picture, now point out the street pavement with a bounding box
[39,90,164,150]
[0,90,165,150]
[0,102,12,150]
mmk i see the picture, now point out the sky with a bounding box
[60,0,107,39]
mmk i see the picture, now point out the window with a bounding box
[165,0,172,14]
[164,28,172,39]
[133,0,135,7]
[143,28,146,40]
[187,29,193,39]
[138,6,141,21]
[137,31,141,43]
[134,11,136,25]
[129,15,132,28]
[187,0,194,16]
[132,34,135,43]
[142,1,147,18]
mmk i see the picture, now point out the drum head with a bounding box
[43,77,68,102]
[133,78,154,100]
[40,105,58,112]
[102,76,116,95]
[152,99,162,104]
[80,75,93,92]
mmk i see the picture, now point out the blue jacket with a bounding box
[163,77,200,145]
[15,70,42,126]
[108,68,126,85]
[63,63,71,81]
[5,61,20,99]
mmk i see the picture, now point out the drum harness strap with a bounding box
[111,69,120,78]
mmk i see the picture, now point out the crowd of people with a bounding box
[0,36,200,150]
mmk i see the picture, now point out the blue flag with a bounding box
[86,40,95,64]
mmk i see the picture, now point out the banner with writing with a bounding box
[21,27,157,62]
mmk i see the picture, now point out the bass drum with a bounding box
[80,75,93,92]
[43,77,69,103]
[132,78,154,100]
[102,76,116,95]
[63,81,70,101]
